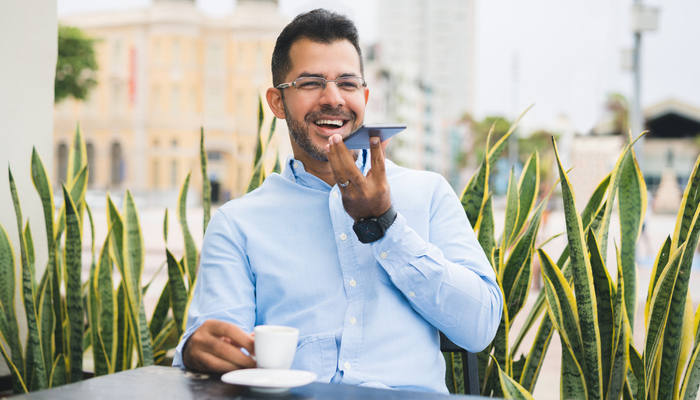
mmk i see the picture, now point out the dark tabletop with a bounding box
[8,366,484,399]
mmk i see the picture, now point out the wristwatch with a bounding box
[352,206,398,244]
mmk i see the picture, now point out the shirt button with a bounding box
[409,291,416,298]
[340,233,347,241]
[349,317,357,324]
[344,362,351,370]
[380,252,388,259]
[332,191,339,198]
[295,161,301,169]
[349,279,356,287]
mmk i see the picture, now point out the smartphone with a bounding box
[343,124,407,150]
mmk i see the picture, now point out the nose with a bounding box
[319,81,346,108]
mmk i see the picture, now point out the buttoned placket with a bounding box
[327,151,370,384]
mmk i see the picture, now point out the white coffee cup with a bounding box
[253,325,299,369]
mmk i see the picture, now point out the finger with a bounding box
[328,135,361,186]
[368,136,386,180]
[208,321,255,355]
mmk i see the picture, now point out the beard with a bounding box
[282,98,360,162]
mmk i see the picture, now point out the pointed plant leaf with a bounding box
[63,185,84,383]
[200,128,211,234]
[492,355,536,400]
[672,155,700,251]
[166,249,188,337]
[514,151,539,238]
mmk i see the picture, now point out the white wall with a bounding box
[0,0,57,376]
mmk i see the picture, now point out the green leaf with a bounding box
[486,104,534,172]
[63,185,83,383]
[0,293,28,393]
[163,208,169,244]
[37,270,53,386]
[514,151,539,239]
[681,327,700,400]
[122,191,153,367]
[0,223,25,388]
[645,237,672,323]
[477,194,496,264]
[460,159,489,229]
[90,230,114,376]
[49,354,66,389]
[177,174,198,289]
[149,281,170,340]
[658,201,700,400]
[672,155,700,252]
[607,261,629,400]
[493,355,536,400]
[166,249,188,338]
[643,243,685,395]
[503,168,520,248]
[586,230,615,398]
[628,342,644,399]
[66,123,87,188]
[618,139,645,330]
[10,167,47,390]
[552,137,603,400]
[518,311,554,393]
[200,128,211,235]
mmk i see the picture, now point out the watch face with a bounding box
[354,220,384,243]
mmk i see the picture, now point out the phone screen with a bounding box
[343,124,407,149]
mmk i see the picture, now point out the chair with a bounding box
[440,331,480,395]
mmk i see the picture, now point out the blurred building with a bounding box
[54,0,289,205]
[370,0,476,178]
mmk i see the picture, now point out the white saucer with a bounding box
[221,369,317,393]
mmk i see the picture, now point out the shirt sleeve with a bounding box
[172,209,256,368]
[371,176,503,352]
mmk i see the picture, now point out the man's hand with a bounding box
[326,134,391,221]
[182,320,256,373]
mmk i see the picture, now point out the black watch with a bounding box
[352,206,398,244]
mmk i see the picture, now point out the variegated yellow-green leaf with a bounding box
[90,230,114,376]
[122,191,154,367]
[518,313,553,393]
[618,135,646,330]
[477,193,495,265]
[63,185,83,383]
[553,137,603,400]
[200,128,211,235]
[645,236,672,324]
[24,223,36,297]
[460,159,489,228]
[514,151,539,239]
[486,104,534,172]
[586,230,615,397]
[607,260,628,400]
[628,341,644,399]
[539,249,584,364]
[512,173,608,358]
[0,223,25,391]
[149,281,170,340]
[166,249,188,337]
[177,174,198,290]
[66,123,87,187]
[681,315,700,400]
[658,203,700,400]
[49,353,65,389]
[674,294,695,395]
[0,306,28,393]
[596,135,640,262]
[273,148,282,174]
[560,334,588,400]
[114,283,128,372]
[37,270,53,387]
[644,243,685,394]
[10,167,47,390]
[503,168,520,249]
[152,319,176,354]
[672,155,700,252]
[492,355,536,400]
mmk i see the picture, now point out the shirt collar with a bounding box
[282,150,371,190]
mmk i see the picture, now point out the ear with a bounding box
[266,87,286,119]
[363,87,369,106]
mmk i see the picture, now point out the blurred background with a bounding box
[53,0,700,213]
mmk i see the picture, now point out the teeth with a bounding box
[315,119,343,127]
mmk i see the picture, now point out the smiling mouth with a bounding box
[314,119,347,129]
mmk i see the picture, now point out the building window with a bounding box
[171,160,178,188]
[152,159,160,189]
[206,40,224,68]
[206,86,224,116]
[172,39,181,66]
[57,142,68,184]
[111,82,125,114]
[112,39,124,71]
[111,142,124,185]
[86,142,95,185]
[170,85,180,114]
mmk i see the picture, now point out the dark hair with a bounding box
[271,9,363,87]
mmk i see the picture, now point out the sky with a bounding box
[57,0,700,135]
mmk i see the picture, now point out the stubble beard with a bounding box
[282,98,359,163]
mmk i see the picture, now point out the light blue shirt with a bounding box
[173,152,502,393]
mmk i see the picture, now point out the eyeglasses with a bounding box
[276,76,367,92]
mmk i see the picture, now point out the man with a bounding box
[173,9,502,393]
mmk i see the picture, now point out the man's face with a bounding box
[277,38,369,162]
